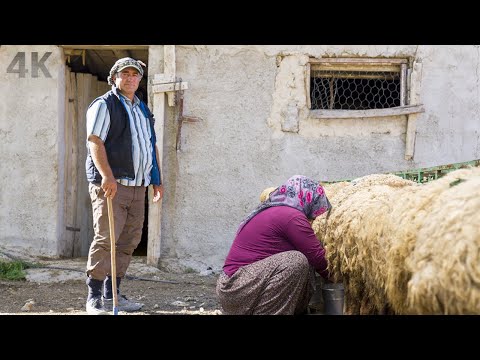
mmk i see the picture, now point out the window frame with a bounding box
[306,57,424,118]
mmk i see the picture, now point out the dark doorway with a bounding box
[133,190,149,256]
[64,46,150,257]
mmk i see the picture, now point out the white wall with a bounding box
[1,45,479,273]
[414,46,480,163]
[157,45,480,273]
[0,45,65,256]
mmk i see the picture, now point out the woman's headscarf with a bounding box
[236,175,331,235]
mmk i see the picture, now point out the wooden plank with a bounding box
[64,67,76,256]
[167,92,175,107]
[306,62,311,109]
[61,45,148,50]
[147,45,177,265]
[404,114,418,159]
[310,71,399,80]
[113,50,130,58]
[74,73,85,257]
[147,91,165,267]
[328,79,335,109]
[69,71,80,257]
[75,73,95,256]
[96,80,104,97]
[90,75,99,99]
[400,63,407,106]
[311,64,401,72]
[310,104,424,119]
[310,58,408,64]
[83,74,95,256]
[152,82,188,93]
[405,61,423,160]
[153,74,168,83]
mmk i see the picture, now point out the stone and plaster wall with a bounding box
[1,45,479,273]
[0,45,66,256]
[159,45,480,272]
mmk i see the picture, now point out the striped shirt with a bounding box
[86,90,153,187]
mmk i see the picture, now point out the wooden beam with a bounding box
[164,46,176,106]
[400,63,407,106]
[310,104,424,119]
[311,64,401,72]
[147,45,177,266]
[310,58,408,64]
[152,82,188,93]
[305,62,311,109]
[60,45,148,50]
[405,114,418,159]
[310,72,399,79]
[405,61,423,160]
[113,50,130,58]
[310,58,407,72]
[64,49,84,56]
[147,88,165,267]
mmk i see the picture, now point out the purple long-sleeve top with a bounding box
[223,206,329,279]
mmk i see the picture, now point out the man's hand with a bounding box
[102,175,118,198]
[153,184,164,203]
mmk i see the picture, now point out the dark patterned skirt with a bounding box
[216,250,316,315]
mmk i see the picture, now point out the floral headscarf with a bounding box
[236,175,331,235]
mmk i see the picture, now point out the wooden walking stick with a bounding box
[107,196,119,315]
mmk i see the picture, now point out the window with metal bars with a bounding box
[307,58,409,112]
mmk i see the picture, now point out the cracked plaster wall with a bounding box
[1,45,479,272]
[0,45,65,257]
[160,45,480,272]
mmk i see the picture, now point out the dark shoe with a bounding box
[103,294,144,312]
[86,297,109,315]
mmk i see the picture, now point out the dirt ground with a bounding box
[0,256,223,315]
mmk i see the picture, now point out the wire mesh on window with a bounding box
[310,70,401,110]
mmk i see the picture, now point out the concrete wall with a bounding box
[1,45,479,274]
[414,46,480,164]
[158,45,480,272]
[0,45,65,256]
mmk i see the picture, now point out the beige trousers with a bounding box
[86,182,146,280]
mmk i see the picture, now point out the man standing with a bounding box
[84,57,164,314]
